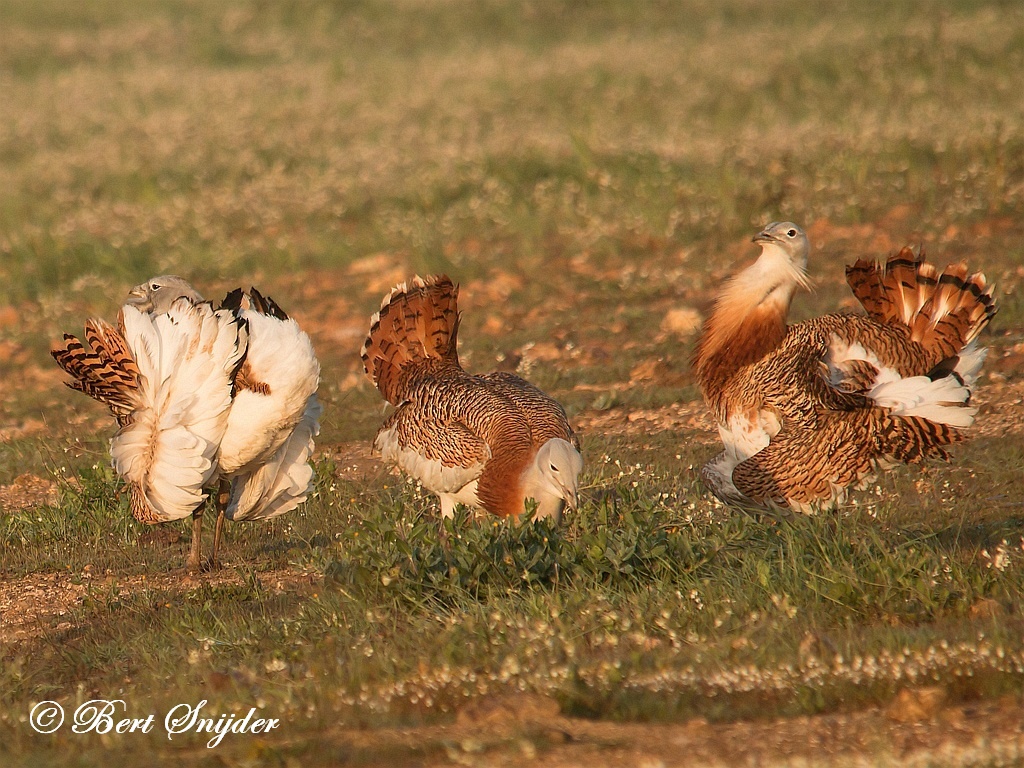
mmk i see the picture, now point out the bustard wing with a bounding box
[374,394,492,496]
[218,301,321,477]
[731,408,963,512]
[226,393,322,521]
[478,371,578,449]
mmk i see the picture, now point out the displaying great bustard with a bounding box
[52,276,321,570]
[361,275,582,522]
[693,222,996,514]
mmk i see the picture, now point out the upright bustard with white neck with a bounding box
[361,275,582,522]
[52,276,321,570]
[693,222,996,514]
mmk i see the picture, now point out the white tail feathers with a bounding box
[954,340,987,388]
[826,334,977,429]
[870,373,976,428]
[111,300,246,522]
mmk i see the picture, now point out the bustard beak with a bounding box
[562,484,579,513]
[125,286,148,305]
[752,229,778,245]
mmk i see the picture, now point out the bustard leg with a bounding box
[208,478,231,570]
[186,505,204,573]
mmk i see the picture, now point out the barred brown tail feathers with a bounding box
[846,250,996,363]
[51,317,140,420]
[874,412,961,465]
[361,274,461,404]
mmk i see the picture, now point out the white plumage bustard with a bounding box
[53,296,245,570]
[211,286,322,563]
[53,276,321,570]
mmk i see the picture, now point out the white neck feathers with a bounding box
[722,243,810,313]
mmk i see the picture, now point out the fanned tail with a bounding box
[846,248,996,362]
[111,299,247,524]
[51,317,140,420]
[360,274,461,404]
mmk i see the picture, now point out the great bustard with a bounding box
[361,275,582,522]
[53,276,321,569]
[693,222,996,514]
[53,294,245,570]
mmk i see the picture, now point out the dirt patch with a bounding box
[0,571,83,644]
[576,400,717,441]
[0,567,319,645]
[322,441,386,479]
[304,693,1024,767]
[972,377,1024,439]
[0,473,60,513]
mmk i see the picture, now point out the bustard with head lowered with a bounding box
[52,276,321,570]
[361,275,582,522]
[692,222,996,514]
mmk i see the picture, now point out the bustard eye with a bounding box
[787,229,797,238]
[150,282,161,291]
[549,463,558,471]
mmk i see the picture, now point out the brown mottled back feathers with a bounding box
[366,275,578,518]
[361,274,461,405]
[480,371,579,450]
[384,362,541,517]
[730,409,962,509]
[51,316,140,421]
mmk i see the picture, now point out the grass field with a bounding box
[2,1,1024,765]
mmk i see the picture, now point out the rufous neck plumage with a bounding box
[693,223,811,412]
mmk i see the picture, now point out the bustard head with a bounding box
[751,222,812,291]
[125,275,204,314]
[532,437,583,520]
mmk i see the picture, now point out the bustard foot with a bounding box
[186,507,204,573]
[206,502,228,572]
